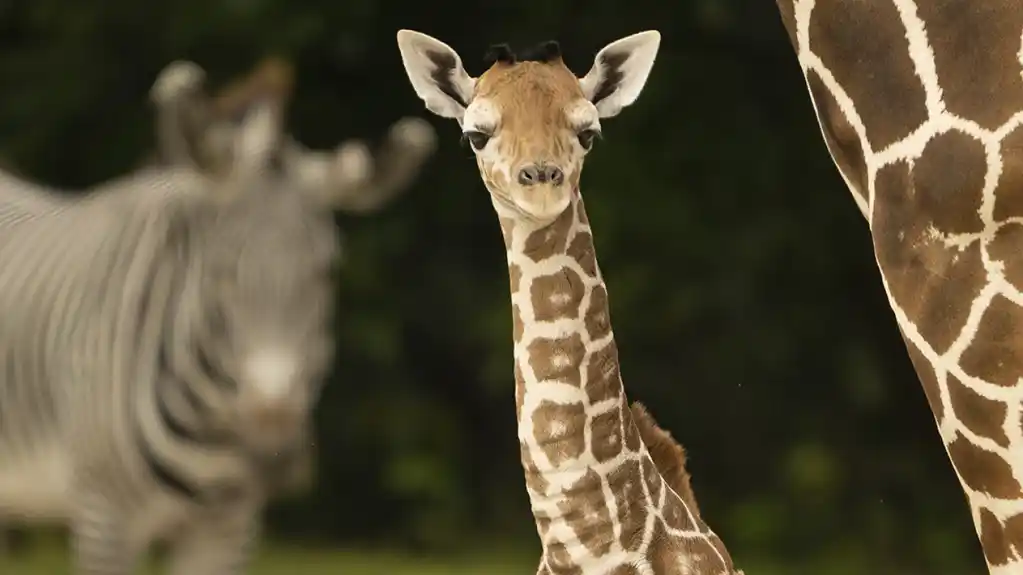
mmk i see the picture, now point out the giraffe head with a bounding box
[397,30,660,225]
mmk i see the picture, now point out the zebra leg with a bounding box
[166,503,262,575]
[69,494,141,575]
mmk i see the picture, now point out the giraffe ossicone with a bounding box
[397,29,743,574]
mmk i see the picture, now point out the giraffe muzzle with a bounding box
[518,163,565,187]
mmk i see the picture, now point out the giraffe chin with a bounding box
[509,184,572,225]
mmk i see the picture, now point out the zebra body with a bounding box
[0,167,278,572]
[0,60,436,574]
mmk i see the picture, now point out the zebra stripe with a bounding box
[0,59,437,574]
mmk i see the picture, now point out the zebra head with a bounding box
[148,60,435,478]
[188,97,339,471]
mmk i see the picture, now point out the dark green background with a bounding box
[0,0,984,572]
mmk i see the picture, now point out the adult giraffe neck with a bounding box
[495,189,738,573]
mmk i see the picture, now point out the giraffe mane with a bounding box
[629,401,702,519]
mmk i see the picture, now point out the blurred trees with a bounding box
[0,0,985,571]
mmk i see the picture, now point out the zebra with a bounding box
[0,60,434,574]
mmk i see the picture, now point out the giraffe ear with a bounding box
[396,29,476,122]
[579,31,661,119]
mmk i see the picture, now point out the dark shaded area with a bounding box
[0,0,984,571]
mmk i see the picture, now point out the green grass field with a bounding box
[2,541,537,574]
[1,539,931,575]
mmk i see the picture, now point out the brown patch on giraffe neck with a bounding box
[530,399,587,468]
[554,469,615,558]
[960,295,1023,387]
[946,374,1010,448]
[808,0,927,149]
[915,2,1023,130]
[977,508,1023,568]
[872,159,987,354]
[947,435,1022,498]
[901,334,944,423]
[910,131,987,234]
[988,223,1023,292]
[608,458,648,552]
[993,125,1023,220]
[806,70,869,205]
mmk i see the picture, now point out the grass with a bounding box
[2,539,537,574]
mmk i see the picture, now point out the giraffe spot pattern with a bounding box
[523,207,574,263]
[566,231,598,279]
[557,468,614,558]
[545,538,583,575]
[590,406,625,463]
[807,0,927,149]
[585,284,612,341]
[585,342,623,404]
[527,332,585,387]
[873,160,987,353]
[901,333,944,422]
[648,517,728,575]
[661,480,696,532]
[608,459,649,552]
[947,435,1022,498]
[960,295,1023,387]
[509,263,522,294]
[947,373,1010,448]
[912,130,987,235]
[980,507,1010,566]
[781,3,1023,573]
[987,223,1023,292]
[531,268,586,322]
[1003,512,1023,564]
[522,448,551,496]
[915,1,1023,130]
[535,510,553,539]
[623,414,642,452]
[993,125,1023,221]
[641,452,664,506]
[531,399,587,467]
[806,70,869,204]
[512,304,524,344]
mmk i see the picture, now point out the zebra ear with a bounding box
[231,98,285,175]
[150,60,215,171]
[285,117,437,213]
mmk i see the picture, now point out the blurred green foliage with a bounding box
[0,0,987,572]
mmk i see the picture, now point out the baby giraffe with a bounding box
[397,30,742,575]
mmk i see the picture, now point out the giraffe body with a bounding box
[397,30,741,574]
[776,1,1023,571]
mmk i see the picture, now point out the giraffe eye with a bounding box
[462,130,491,151]
[577,128,601,150]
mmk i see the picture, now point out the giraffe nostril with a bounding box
[518,165,540,186]
[546,166,565,186]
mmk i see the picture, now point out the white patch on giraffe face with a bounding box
[463,97,500,134]
[243,348,298,400]
[565,99,601,138]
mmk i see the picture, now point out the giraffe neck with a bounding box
[777,1,1023,572]
[496,190,737,574]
